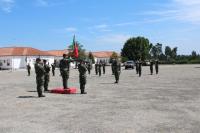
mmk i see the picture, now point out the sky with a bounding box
[0,0,200,55]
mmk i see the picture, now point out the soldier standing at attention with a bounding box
[87,62,92,75]
[135,61,139,74]
[138,60,142,77]
[27,63,31,76]
[112,59,121,83]
[43,60,50,92]
[59,54,72,89]
[155,60,159,74]
[98,61,102,77]
[102,61,106,74]
[78,60,87,94]
[51,63,56,76]
[95,62,98,75]
[150,60,154,75]
[34,58,45,97]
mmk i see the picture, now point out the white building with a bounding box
[92,51,117,64]
[0,47,55,70]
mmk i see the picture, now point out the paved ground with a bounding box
[0,65,200,133]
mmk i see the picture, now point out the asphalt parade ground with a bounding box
[0,65,200,133]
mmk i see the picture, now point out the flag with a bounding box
[73,35,79,58]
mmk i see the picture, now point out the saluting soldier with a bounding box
[78,60,87,94]
[34,58,45,97]
[112,59,121,83]
[138,60,142,77]
[150,60,154,75]
[51,63,56,76]
[155,60,159,74]
[27,63,31,76]
[59,54,73,89]
[43,60,50,92]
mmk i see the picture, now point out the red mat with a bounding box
[50,87,77,94]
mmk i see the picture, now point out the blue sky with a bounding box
[0,0,200,54]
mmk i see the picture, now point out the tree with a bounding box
[109,52,119,63]
[121,36,151,61]
[165,46,172,61]
[171,47,178,59]
[150,43,163,59]
[88,52,95,64]
[191,51,197,59]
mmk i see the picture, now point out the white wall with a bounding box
[0,56,55,70]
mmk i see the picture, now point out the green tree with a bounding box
[165,46,172,61]
[121,36,151,61]
[150,43,163,59]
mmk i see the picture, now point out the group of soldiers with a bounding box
[31,53,159,97]
[135,60,159,77]
[94,60,106,76]
[33,54,89,97]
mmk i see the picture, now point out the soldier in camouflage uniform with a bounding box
[112,59,121,83]
[102,61,106,74]
[59,54,73,89]
[95,63,98,75]
[150,60,153,75]
[43,60,51,91]
[51,63,56,76]
[138,60,142,77]
[135,61,139,74]
[98,61,102,77]
[27,63,31,76]
[78,60,87,94]
[155,60,159,74]
[87,61,92,75]
[34,58,45,97]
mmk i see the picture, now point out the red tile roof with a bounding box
[0,47,54,56]
[46,49,69,57]
[92,51,118,58]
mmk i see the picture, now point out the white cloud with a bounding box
[142,0,200,24]
[173,0,200,23]
[96,34,130,44]
[0,0,15,13]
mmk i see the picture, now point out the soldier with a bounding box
[112,59,121,83]
[155,60,159,74]
[27,63,31,76]
[150,60,154,75]
[78,60,87,94]
[34,58,45,97]
[59,54,73,89]
[95,63,98,75]
[51,63,56,76]
[138,60,142,77]
[43,60,50,92]
[135,61,139,74]
[102,61,106,74]
[87,61,92,75]
[111,59,114,75]
[98,61,102,77]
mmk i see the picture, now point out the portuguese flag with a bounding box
[73,35,79,58]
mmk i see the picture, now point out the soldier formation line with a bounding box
[31,54,159,97]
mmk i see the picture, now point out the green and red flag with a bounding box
[73,35,79,58]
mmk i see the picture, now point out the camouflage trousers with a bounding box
[36,77,44,97]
